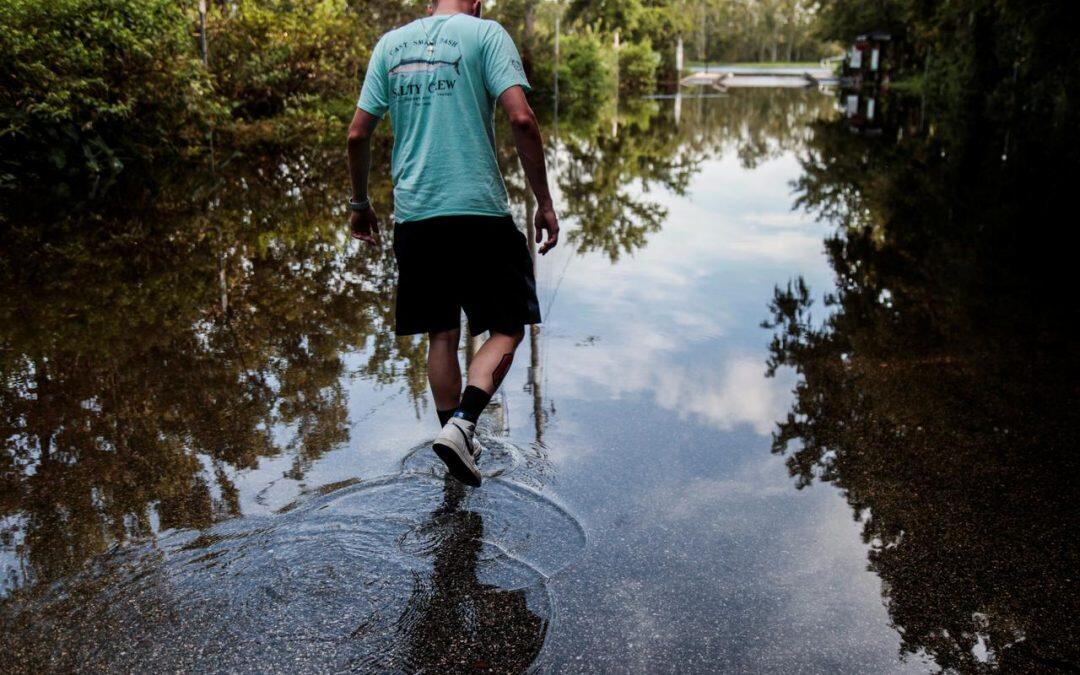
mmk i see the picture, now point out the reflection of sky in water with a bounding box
[500,133,928,671]
[206,106,931,669]
[6,77,1064,670]
[539,152,829,434]
[74,98,916,670]
[230,112,929,669]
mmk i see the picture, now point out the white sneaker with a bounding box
[432,416,482,486]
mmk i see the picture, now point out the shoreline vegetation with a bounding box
[1,0,833,197]
[2,0,1074,201]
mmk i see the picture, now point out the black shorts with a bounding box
[392,214,542,336]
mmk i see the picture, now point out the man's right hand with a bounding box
[535,203,559,255]
[350,206,380,245]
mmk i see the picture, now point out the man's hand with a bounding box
[500,87,557,254]
[350,206,380,245]
[347,108,380,245]
[535,203,559,254]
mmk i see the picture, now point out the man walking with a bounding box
[347,0,558,486]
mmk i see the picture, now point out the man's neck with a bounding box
[431,1,469,16]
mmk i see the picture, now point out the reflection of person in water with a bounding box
[347,0,558,487]
[402,479,545,671]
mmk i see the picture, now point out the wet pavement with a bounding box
[1,87,1077,672]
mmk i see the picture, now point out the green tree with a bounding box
[0,0,212,192]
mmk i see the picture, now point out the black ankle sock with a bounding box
[437,408,457,426]
[454,385,491,424]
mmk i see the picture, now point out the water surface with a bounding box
[1,86,1075,672]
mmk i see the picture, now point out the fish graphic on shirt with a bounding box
[389,57,462,77]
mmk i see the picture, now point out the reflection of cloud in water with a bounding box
[653,474,790,521]
[550,339,794,436]
[559,154,828,291]
[653,358,794,435]
[534,152,825,439]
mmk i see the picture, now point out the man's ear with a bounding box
[426,3,434,16]
[471,0,482,17]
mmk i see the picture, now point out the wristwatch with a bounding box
[349,197,370,212]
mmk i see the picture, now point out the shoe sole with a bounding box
[433,442,482,487]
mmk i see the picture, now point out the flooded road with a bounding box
[2,87,1076,672]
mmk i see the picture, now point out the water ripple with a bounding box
[2,431,586,673]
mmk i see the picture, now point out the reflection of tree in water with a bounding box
[402,479,544,672]
[0,86,838,601]
[554,100,689,261]
[677,86,835,169]
[504,89,833,262]
[0,134,426,597]
[764,70,1079,670]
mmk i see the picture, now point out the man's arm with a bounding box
[499,85,559,254]
[347,108,381,244]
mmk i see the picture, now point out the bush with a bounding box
[618,39,659,95]
[0,0,212,191]
[207,0,371,121]
[550,32,616,118]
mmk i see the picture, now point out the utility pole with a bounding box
[554,10,560,106]
[198,0,208,66]
[700,1,707,73]
[612,30,620,137]
[523,191,545,444]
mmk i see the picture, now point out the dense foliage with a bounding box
[617,39,660,94]
[760,1,1080,670]
[0,0,212,192]
[819,0,1077,119]
[0,0,405,193]
[0,0,844,194]
[207,0,371,122]
[568,0,830,66]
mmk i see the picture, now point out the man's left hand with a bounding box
[350,206,380,245]
[535,203,559,255]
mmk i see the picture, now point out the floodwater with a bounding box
[2,86,1077,673]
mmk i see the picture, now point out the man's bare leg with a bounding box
[428,329,461,425]
[446,328,525,427]
[430,329,524,486]
[467,329,525,395]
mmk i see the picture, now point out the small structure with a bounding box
[843,90,883,136]
[680,65,836,89]
[842,31,892,87]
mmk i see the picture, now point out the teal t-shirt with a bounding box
[357,14,531,223]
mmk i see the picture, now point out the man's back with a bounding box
[347,0,558,487]
[358,14,530,223]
